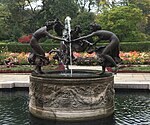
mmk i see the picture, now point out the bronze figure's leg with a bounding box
[101,38,119,73]
[30,37,46,74]
[30,37,45,56]
[101,44,117,67]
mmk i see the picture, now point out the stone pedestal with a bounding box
[29,70,115,121]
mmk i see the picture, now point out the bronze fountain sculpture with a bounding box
[29,17,121,121]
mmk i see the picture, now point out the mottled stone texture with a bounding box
[29,71,114,121]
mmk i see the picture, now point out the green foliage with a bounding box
[128,0,150,15]
[0,42,59,52]
[0,0,150,42]
[96,6,147,41]
[0,41,149,53]
[0,1,36,40]
[1,65,150,72]
[3,42,31,52]
[0,65,33,72]
[74,57,98,66]
[72,12,95,35]
[120,0,150,36]
[0,3,11,40]
[120,66,150,72]
[0,0,79,41]
[119,41,150,52]
[97,41,150,52]
[132,0,150,36]
[33,0,78,24]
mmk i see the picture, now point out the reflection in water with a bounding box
[59,72,97,77]
[30,114,115,125]
[0,90,149,125]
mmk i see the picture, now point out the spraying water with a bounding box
[63,16,72,76]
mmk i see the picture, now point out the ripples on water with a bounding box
[0,90,149,125]
[0,90,29,125]
[115,90,150,125]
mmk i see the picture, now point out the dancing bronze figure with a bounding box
[72,23,121,74]
[29,20,67,74]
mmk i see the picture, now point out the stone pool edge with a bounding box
[0,81,150,90]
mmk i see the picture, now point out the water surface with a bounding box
[0,90,149,125]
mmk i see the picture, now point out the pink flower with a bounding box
[73,52,81,58]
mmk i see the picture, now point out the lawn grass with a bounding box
[0,65,33,71]
[0,64,60,72]
[0,65,150,73]
[118,65,150,73]
[119,65,150,72]
[0,65,33,73]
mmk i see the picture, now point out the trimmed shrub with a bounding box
[97,41,150,52]
[0,41,150,52]
[120,41,150,52]
[0,42,59,53]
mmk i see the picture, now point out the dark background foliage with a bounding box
[0,0,150,43]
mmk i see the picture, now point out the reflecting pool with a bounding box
[0,89,149,125]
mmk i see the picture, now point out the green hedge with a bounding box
[0,42,59,53]
[97,41,150,52]
[120,41,150,52]
[0,41,150,53]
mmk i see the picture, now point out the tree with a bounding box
[96,6,147,41]
[116,0,150,37]
[128,0,150,36]
[74,0,118,13]
[0,3,11,40]
[96,0,118,12]
[0,0,79,41]
[40,0,78,21]
[0,0,41,41]
[75,0,96,12]
[72,11,95,35]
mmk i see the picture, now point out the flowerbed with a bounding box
[0,51,149,73]
[73,51,150,65]
[119,51,150,65]
[0,51,149,65]
[0,52,56,66]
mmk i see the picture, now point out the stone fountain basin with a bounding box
[32,69,112,78]
[29,69,114,121]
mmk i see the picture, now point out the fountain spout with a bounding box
[64,16,72,76]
